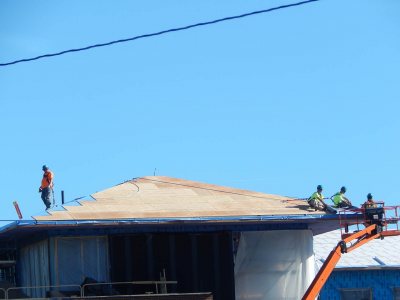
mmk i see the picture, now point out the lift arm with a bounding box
[302,224,380,300]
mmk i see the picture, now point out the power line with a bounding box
[0,0,319,67]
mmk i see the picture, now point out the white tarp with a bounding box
[19,236,109,297]
[50,236,109,286]
[234,230,315,300]
[20,239,50,298]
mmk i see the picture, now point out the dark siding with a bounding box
[109,232,234,300]
[320,269,400,300]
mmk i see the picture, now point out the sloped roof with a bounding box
[34,176,323,221]
[314,229,400,269]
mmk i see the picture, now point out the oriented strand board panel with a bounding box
[33,176,322,221]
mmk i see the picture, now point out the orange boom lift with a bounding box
[302,202,400,300]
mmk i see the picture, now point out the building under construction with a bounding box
[0,176,392,299]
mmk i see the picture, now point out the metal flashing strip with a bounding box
[3,212,346,227]
[31,213,339,225]
[0,220,20,233]
[0,212,356,237]
[0,219,49,231]
[334,266,400,271]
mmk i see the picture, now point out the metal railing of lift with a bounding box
[381,205,400,231]
[6,284,81,300]
[81,280,178,297]
[338,205,365,235]
[339,203,400,237]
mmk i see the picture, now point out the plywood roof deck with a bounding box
[33,176,323,221]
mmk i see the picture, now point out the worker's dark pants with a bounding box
[336,202,349,208]
[41,187,52,209]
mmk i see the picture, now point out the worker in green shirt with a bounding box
[331,186,352,208]
[308,185,328,211]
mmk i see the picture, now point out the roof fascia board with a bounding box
[0,213,356,238]
[31,213,341,225]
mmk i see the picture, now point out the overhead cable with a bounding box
[0,0,319,67]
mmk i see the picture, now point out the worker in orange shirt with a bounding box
[362,193,377,208]
[39,165,54,210]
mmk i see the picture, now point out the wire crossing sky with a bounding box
[0,0,319,67]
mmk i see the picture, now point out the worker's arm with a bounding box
[318,194,328,207]
[343,196,352,205]
[48,172,54,188]
[308,192,316,201]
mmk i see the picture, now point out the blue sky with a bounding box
[0,0,399,220]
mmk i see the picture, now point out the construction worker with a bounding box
[308,185,328,211]
[39,165,54,210]
[331,186,352,208]
[362,193,383,234]
[362,193,377,208]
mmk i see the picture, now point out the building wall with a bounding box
[320,269,400,300]
[109,232,235,300]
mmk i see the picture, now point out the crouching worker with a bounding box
[331,186,352,208]
[308,185,328,211]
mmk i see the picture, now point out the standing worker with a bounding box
[39,165,54,210]
[308,185,328,211]
[331,186,352,208]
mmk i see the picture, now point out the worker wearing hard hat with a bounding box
[363,193,377,209]
[39,165,54,210]
[362,193,383,234]
[331,186,352,208]
[308,185,328,211]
